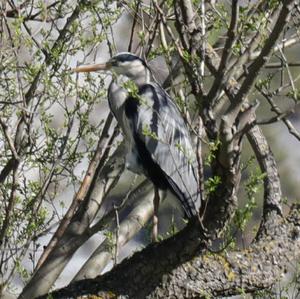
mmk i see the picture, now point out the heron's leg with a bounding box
[152,187,160,242]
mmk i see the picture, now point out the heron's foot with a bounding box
[193,212,209,238]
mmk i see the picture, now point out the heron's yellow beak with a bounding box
[72,62,111,73]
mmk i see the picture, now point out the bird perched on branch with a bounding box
[73,52,201,241]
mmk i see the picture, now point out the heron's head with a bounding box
[73,52,151,83]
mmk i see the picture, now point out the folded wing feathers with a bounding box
[135,83,201,217]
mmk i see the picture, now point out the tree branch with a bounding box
[18,131,123,299]
[205,0,239,105]
[43,205,300,299]
[225,0,294,122]
[35,113,115,271]
[72,182,154,281]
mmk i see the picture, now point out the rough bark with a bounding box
[41,205,300,299]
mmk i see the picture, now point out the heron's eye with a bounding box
[110,59,118,67]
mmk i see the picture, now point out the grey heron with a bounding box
[73,52,201,241]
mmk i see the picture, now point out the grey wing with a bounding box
[131,83,201,217]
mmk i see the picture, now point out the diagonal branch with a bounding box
[257,87,300,141]
[43,205,300,299]
[225,0,295,122]
[34,113,115,271]
[72,182,154,281]
[19,137,124,299]
[205,0,239,105]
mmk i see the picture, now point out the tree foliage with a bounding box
[0,0,300,298]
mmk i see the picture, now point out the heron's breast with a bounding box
[108,81,128,123]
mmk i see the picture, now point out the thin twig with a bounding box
[128,0,141,52]
[0,118,20,161]
[256,85,300,141]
